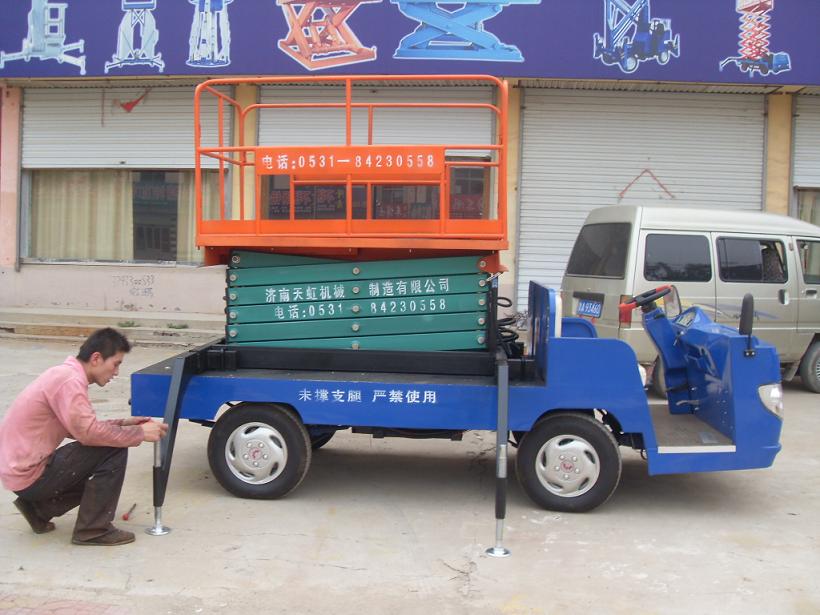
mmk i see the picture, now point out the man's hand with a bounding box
[120,416,152,426]
[140,419,170,442]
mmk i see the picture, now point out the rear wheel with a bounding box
[208,403,311,499]
[799,341,820,393]
[516,413,621,512]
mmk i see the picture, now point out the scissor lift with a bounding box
[0,0,86,75]
[136,75,783,552]
[194,75,509,266]
[390,0,540,62]
[719,0,790,77]
[277,0,381,70]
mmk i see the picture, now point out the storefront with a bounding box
[1,1,819,314]
[515,86,768,300]
[794,92,820,227]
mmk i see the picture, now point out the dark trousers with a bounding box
[15,442,128,540]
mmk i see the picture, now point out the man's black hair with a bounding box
[77,328,132,362]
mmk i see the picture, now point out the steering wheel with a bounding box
[620,286,672,311]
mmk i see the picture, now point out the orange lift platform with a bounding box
[194,75,509,269]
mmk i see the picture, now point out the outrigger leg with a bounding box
[486,348,511,557]
[146,351,199,536]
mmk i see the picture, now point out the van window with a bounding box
[797,240,820,284]
[717,238,787,283]
[566,223,630,278]
[644,234,711,282]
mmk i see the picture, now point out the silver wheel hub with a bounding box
[535,434,600,498]
[225,422,287,485]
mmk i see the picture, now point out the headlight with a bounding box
[758,383,784,419]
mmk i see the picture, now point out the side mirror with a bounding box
[740,293,755,357]
[662,285,682,319]
[739,293,754,336]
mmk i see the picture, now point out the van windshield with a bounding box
[566,222,631,278]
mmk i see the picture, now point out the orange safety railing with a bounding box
[194,75,509,261]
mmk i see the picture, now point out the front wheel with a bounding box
[516,413,621,512]
[799,341,820,393]
[208,403,311,499]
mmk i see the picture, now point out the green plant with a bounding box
[117,320,138,328]
[167,323,189,329]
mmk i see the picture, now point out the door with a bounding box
[624,230,717,362]
[713,235,799,361]
[795,238,820,356]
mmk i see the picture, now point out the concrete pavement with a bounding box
[0,337,818,614]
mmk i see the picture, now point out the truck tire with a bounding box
[515,413,621,513]
[799,341,820,393]
[208,403,311,499]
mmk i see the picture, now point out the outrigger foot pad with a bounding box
[145,506,171,536]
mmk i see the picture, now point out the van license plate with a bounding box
[577,299,602,318]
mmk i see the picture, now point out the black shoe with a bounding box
[13,498,56,534]
[72,527,135,546]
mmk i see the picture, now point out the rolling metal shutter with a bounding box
[516,89,765,306]
[794,95,820,188]
[22,87,230,168]
[258,86,494,155]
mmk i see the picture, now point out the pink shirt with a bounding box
[0,356,143,491]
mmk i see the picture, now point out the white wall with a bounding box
[0,264,225,313]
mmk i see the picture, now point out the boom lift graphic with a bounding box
[187,0,233,67]
[719,0,790,77]
[105,0,164,74]
[592,0,679,74]
[0,0,86,75]
[277,0,381,70]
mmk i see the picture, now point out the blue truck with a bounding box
[129,76,783,550]
[132,282,783,538]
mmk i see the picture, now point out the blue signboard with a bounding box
[1,0,819,85]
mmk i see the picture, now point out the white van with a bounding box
[560,205,820,393]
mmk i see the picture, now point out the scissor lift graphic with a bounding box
[105,0,164,74]
[592,0,679,73]
[188,0,233,67]
[0,0,85,75]
[277,0,380,70]
[719,0,790,77]
[390,0,539,62]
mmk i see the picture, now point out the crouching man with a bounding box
[0,328,168,546]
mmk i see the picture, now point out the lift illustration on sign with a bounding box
[277,0,381,70]
[719,0,791,77]
[592,0,680,73]
[105,0,164,74]
[390,0,540,62]
[0,0,86,75]
[187,0,233,67]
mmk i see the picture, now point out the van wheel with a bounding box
[799,342,820,393]
[515,413,621,512]
[651,357,668,398]
[207,403,311,499]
